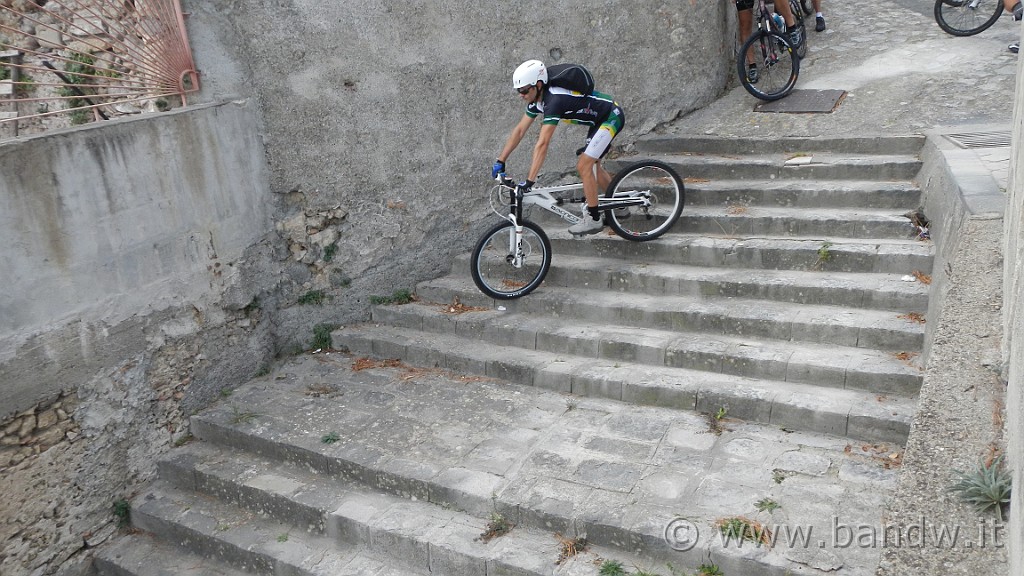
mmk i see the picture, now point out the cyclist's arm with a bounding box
[526,123,557,182]
[497,113,536,164]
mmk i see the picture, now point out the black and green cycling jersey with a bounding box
[526,87,625,138]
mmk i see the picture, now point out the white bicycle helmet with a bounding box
[512,59,547,90]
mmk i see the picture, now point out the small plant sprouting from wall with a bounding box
[323,244,338,262]
[310,323,339,351]
[297,289,329,305]
[112,499,131,528]
[369,289,416,305]
[950,455,1012,521]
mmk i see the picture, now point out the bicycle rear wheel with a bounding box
[470,219,552,299]
[738,30,799,101]
[604,161,685,241]
[934,0,1003,36]
[800,0,812,15]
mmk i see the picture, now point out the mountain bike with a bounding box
[470,160,685,299]
[934,0,1005,36]
[737,0,801,101]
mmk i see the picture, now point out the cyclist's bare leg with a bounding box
[775,0,795,27]
[738,7,755,65]
[577,153,600,209]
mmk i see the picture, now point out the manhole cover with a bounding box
[754,89,847,113]
[944,131,1011,149]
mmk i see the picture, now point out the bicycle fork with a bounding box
[506,188,527,268]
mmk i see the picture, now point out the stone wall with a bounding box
[0,101,277,576]
[1003,28,1024,576]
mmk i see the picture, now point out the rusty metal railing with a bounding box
[0,0,199,138]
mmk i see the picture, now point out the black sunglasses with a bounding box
[517,85,533,95]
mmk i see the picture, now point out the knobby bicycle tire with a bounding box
[604,160,685,241]
[737,30,799,101]
[470,219,552,299]
[934,0,1003,36]
[789,0,808,59]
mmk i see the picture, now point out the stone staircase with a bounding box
[95,135,933,576]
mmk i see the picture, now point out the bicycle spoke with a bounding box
[604,161,684,241]
[738,30,799,101]
[934,0,1003,36]
[471,221,551,299]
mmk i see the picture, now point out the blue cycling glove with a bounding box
[516,180,535,194]
[491,159,506,179]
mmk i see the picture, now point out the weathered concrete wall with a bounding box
[181,0,734,346]
[0,101,279,576]
[1003,32,1024,576]
[0,100,273,422]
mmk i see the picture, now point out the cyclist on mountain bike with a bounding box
[491,59,626,236]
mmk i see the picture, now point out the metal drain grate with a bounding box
[944,131,1012,149]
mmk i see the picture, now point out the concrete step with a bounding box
[334,322,913,443]
[151,441,646,576]
[608,152,922,182]
[633,134,927,156]
[126,483,363,574]
[93,533,256,576]
[487,231,935,276]
[414,278,926,352]
[452,251,930,311]
[365,301,923,397]
[674,206,921,240]
[683,178,922,210]
[180,357,900,575]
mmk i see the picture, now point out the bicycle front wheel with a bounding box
[738,30,799,101]
[934,0,1003,36]
[470,219,552,299]
[605,161,685,242]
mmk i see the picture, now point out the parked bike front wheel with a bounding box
[470,219,552,299]
[934,0,1003,36]
[604,161,685,241]
[738,30,799,101]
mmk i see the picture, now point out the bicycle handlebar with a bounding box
[495,174,516,188]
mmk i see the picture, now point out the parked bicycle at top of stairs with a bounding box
[735,0,803,101]
[933,0,1023,36]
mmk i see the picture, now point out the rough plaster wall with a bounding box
[1003,32,1024,576]
[0,101,275,421]
[181,0,732,345]
[0,102,278,576]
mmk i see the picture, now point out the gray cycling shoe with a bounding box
[568,216,604,236]
[1010,42,1020,54]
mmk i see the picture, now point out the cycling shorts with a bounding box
[582,105,625,159]
[736,0,754,10]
